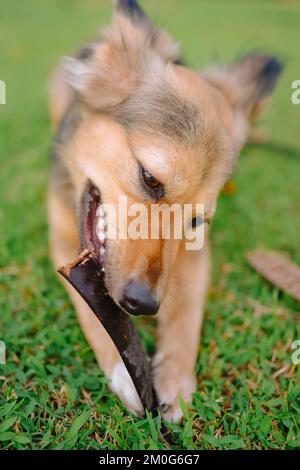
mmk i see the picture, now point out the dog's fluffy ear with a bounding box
[203,53,282,121]
[63,0,179,111]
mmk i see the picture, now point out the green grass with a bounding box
[1,0,300,450]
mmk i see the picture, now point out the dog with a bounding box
[48,0,281,422]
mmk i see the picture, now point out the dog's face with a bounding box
[61,0,281,315]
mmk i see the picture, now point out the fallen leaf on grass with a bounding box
[247,250,300,303]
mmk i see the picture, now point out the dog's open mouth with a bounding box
[81,181,159,318]
[81,182,106,272]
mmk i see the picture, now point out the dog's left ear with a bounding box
[203,53,282,122]
[63,0,179,111]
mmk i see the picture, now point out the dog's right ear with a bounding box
[116,0,146,19]
[203,53,282,122]
[63,0,179,112]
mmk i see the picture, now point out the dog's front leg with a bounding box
[153,242,210,423]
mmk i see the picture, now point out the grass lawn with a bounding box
[0,0,300,450]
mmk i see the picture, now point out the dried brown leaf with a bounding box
[247,250,300,303]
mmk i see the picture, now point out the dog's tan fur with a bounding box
[48,1,281,421]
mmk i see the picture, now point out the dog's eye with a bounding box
[191,215,204,229]
[140,166,165,200]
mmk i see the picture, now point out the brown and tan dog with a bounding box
[48,0,281,422]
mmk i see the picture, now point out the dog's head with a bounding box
[61,0,281,315]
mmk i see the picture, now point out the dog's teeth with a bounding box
[100,247,105,256]
[101,267,105,273]
[98,217,106,230]
[96,206,105,218]
[98,231,106,242]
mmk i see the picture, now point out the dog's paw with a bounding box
[152,353,196,423]
[110,361,144,417]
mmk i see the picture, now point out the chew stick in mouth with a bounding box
[58,249,157,414]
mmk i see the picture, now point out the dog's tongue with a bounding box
[58,249,157,414]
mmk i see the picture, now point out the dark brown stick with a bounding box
[58,249,157,414]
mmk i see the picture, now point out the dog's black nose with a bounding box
[121,281,159,316]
